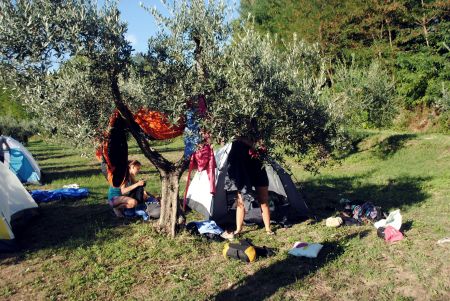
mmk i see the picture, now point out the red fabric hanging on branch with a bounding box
[134,108,185,140]
[183,144,216,210]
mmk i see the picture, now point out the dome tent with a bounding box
[0,136,41,184]
[186,144,309,225]
[0,161,39,252]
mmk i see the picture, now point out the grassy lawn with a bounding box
[1,131,449,301]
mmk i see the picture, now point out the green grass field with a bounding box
[1,131,449,301]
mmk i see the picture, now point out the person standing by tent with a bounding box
[107,160,146,217]
[225,119,274,236]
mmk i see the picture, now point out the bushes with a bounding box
[323,59,396,129]
[0,116,40,143]
[395,51,450,109]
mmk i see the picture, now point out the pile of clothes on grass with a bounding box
[325,198,404,243]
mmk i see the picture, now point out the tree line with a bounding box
[240,0,450,128]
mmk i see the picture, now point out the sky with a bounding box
[116,0,240,54]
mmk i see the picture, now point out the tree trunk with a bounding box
[386,19,393,50]
[109,73,189,237]
[421,16,430,47]
[420,0,430,48]
[158,170,184,237]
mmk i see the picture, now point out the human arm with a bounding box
[120,180,145,195]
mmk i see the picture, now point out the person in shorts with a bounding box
[107,160,145,217]
[224,126,274,235]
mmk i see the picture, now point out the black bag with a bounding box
[223,239,257,262]
[128,186,145,204]
[377,227,386,239]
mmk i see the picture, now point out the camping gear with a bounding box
[437,238,450,245]
[374,209,402,230]
[0,162,39,252]
[145,201,161,219]
[186,221,225,242]
[30,188,89,203]
[344,202,383,222]
[63,183,80,189]
[188,220,224,235]
[183,144,216,209]
[97,111,129,187]
[254,245,277,258]
[381,226,404,242]
[184,109,202,158]
[0,135,41,184]
[288,242,323,258]
[128,185,146,204]
[184,95,207,158]
[122,199,161,221]
[134,108,184,140]
[124,204,150,220]
[326,216,343,227]
[186,143,309,224]
[97,108,185,187]
[223,239,257,263]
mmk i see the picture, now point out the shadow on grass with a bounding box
[300,174,430,220]
[337,130,377,159]
[33,153,75,161]
[39,162,98,169]
[337,133,417,160]
[372,134,417,159]
[42,168,102,184]
[1,201,132,260]
[214,231,368,301]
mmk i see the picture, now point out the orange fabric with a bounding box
[134,108,185,140]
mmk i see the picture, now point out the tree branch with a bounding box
[109,73,174,172]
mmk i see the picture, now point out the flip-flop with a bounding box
[266,230,275,236]
[220,231,235,241]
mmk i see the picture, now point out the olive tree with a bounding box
[0,0,347,237]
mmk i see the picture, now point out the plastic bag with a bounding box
[374,209,402,230]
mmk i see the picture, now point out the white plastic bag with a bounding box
[374,209,402,230]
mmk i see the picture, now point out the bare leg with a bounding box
[256,186,272,233]
[235,192,245,234]
[111,196,138,217]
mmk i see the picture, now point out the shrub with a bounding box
[323,59,397,129]
[395,51,450,109]
[0,115,40,143]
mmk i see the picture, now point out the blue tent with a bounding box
[0,136,41,184]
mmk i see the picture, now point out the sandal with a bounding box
[266,230,275,236]
[220,231,235,241]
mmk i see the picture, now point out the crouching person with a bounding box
[107,160,145,217]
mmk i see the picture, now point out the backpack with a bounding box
[145,201,161,219]
[223,239,257,263]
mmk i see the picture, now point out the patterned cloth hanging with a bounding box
[134,109,185,140]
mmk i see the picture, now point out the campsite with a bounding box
[0,133,449,300]
[1,0,449,300]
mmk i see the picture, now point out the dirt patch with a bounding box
[0,257,46,300]
[392,267,428,299]
[407,107,440,132]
